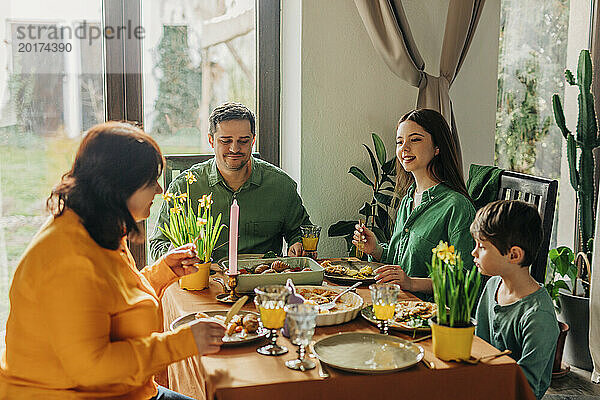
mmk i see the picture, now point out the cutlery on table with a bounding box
[421,355,436,369]
[224,295,248,325]
[463,349,511,364]
[409,334,432,343]
[319,281,362,311]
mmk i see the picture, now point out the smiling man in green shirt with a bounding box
[149,103,311,262]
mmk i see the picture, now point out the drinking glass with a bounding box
[254,285,290,355]
[300,225,321,260]
[284,304,319,371]
[369,283,401,334]
[355,219,365,258]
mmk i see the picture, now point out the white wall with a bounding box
[281,0,500,257]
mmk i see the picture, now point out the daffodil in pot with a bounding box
[160,172,226,290]
[428,241,482,361]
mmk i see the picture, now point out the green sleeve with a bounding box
[149,178,185,261]
[282,182,311,246]
[450,226,475,271]
[518,310,559,399]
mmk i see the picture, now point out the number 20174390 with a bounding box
[18,42,72,53]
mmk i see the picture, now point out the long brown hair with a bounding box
[47,121,164,250]
[394,109,471,201]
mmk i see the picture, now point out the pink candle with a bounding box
[228,199,239,274]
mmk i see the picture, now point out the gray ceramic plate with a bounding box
[313,332,423,374]
[170,310,268,346]
[361,304,432,332]
[321,260,382,285]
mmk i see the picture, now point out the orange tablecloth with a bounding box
[162,276,535,400]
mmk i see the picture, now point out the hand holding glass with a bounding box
[254,285,290,355]
[300,225,321,259]
[369,283,401,334]
[284,304,319,371]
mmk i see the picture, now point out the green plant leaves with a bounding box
[363,144,380,186]
[372,132,387,165]
[382,159,396,175]
[374,192,393,207]
[349,166,374,187]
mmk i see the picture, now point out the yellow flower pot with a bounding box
[430,318,475,361]
[179,262,211,290]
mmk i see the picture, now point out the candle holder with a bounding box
[215,272,241,303]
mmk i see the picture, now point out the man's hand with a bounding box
[288,242,304,257]
[164,243,202,277]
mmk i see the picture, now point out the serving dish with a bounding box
[170,310,268,345]
[361,300,437,332]
[320,259,382,285]
[312,332,423,373]
[295,285,363,326]
[221,257,324,293]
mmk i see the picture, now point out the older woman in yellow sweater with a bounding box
[0,122,225,400]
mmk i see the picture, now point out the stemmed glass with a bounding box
[369,283,401,334]
[284,303,319,371]
[254,285,291,356]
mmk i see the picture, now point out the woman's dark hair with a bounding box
[394,109,471,202]
[47,121,164,250]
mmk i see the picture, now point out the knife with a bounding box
[224,295,248,325]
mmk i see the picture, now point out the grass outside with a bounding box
[0,130,211,327]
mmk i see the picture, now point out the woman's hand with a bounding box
[189,319,226,355]
[164,243,202,277]
[352,224,377,255]
[374,265,412,291]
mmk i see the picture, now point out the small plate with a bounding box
[170,310,268,346]
[313,332,423,374]
[321,259,381,285]
[361,304,432,332]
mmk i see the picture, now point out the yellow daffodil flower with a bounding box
[206,193,213,206]
[432,241,457,265]
[197,217,208,226]
[198,194,207,208]
[162,192,174,203]
[185,171,197,185]
[177,193,188,203]
[170,204,182,215]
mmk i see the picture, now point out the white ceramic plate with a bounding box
[313,332,423,374]
[170,310,268,346]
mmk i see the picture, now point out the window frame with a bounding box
[103,0,281,267]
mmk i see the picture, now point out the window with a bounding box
[0,2,105,328]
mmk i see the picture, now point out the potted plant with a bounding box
[160,171,226,290]
[545,247,579,377]
[428,241,481,361]
[328,133,397,256]
[552,49,598,370]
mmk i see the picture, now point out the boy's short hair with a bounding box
[208,102,255,137]
[470,200,543,267]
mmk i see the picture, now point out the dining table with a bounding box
[161,267,536,400]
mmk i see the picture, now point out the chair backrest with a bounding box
[163,153,261,190]
[496,170,558,283]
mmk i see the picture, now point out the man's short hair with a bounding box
[208,102,255,137]
[470,200,543,267]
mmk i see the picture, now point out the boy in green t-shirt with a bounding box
[470,200,559,400]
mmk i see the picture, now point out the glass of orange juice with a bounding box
[369,283,401,334]
[254,285,291,355]
[300,225,321,260]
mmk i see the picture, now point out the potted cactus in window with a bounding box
[551,48,599,371]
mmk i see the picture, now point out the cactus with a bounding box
[552,50,599,270]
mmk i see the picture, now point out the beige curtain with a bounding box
[354,0,486,170]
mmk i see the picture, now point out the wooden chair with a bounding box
[497,170,558,283]
[163,153,261,189]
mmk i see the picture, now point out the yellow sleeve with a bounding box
[37,256,197,387]
[140,257,180,298]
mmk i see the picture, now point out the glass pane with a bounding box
[496,0,570,177]
[0,1,105,327]
[495,0,571,248]
[142,0,257,261]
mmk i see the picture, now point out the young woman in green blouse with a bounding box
[353,109,475,298]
